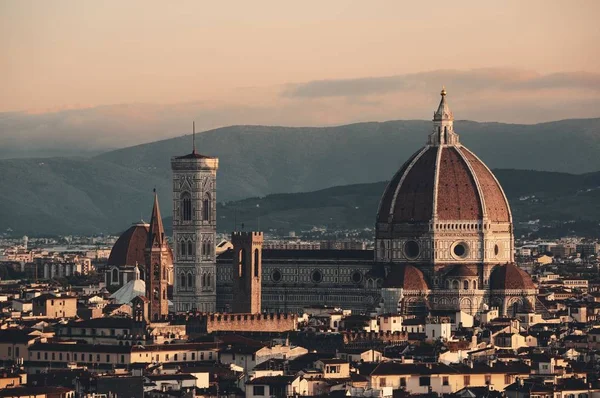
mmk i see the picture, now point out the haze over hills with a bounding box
[1,118,600,236]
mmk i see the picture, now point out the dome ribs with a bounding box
[391,146,437,223]
[436,147,482,220]
[460,148,511,223]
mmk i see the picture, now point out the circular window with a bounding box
[403,240,420,259]
[311,270,323,283]
[271,269,282,282]
[494,244,500,256]
[351,271,363,284]
[452,242,468,259]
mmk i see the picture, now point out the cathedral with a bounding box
[105,89,536,318]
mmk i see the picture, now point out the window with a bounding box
[174,354,178,361]
[120,355,125,364]
[52,353,55,360]
[238,249,247,278]
[37,352,40,360]
[59,353,63,360]
[464,375,470,386]
[463,280,469,290]
[181,241,187,256]
[188,241,193,256]
[253,386,265,396]
[188,273,194,288]
[400,377,406,387]
[106,354,110,362]
[15,347,19,357]
[203,194,210,221]
[181,192,192,221]
[180,273,186,290]
[254,249,260,277]
[112,268,119,284]
[485,375,492,385]
[443,376,449,386]
[8,347,11,357]
[380,378,386,387]
[74,353,77,361]
[192,353,196,360]
[419,377,430,386]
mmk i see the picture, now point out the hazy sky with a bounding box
[1,0,600,150]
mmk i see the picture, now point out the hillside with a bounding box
[1,118,600,235]
[174,169,600,239]
[95,119,600,203]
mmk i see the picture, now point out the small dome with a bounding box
[489,263,535,290]
[383,264,429,290]
[445,264,478,278]
[108,222,173,267]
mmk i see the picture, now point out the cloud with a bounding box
[282,68,600,98]
[1,68,599,158]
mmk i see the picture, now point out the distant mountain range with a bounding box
[1,118,600,236]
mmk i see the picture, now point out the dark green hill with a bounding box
[178,169,600,239]
[2,118,600,236]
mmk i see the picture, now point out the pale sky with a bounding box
[1,0,599,151]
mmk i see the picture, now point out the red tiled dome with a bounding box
[377,145,510,224]
[383,264,430,290]
[377,90,511,226]
[489,263,535,290]
[108,222,173,267]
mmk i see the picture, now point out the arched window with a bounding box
[473,280,477,289]
[188,272,193,288]
[254,249,260,277]
[463,280,469,290]
[180,273,186,290]
[238,249,247,278]
[111,268,119,284]
[188,241,193,256]
[203,194,211,221]
[202,273,206,287]
[181,192,192,221]
[452,280,459,289]
[181,241,187,256]
[207,274,211,288]
[445,280,450,289]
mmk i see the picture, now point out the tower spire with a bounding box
[148,190,165,247]
[192,121,196,154]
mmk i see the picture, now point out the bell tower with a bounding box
[171,126,218,312]
[231,231,264,314]
[145,192,170,320]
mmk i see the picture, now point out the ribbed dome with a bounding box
[377,90,511,226]
[489,263,535,290]
[377,145,510,224]
[383,264,429,290]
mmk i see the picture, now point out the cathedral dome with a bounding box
[376,90,511,226]
[108,222,150,267]
[489,263,535,290]
[107,222,174,267]
[382,264,429,290]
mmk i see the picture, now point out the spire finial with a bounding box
[441,86,447,96]
[192,121,196,154]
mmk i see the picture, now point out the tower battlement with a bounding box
[231,231,264,244]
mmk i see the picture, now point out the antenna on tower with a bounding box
[192,121,196,154]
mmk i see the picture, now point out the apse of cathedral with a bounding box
[106,89,536,318]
